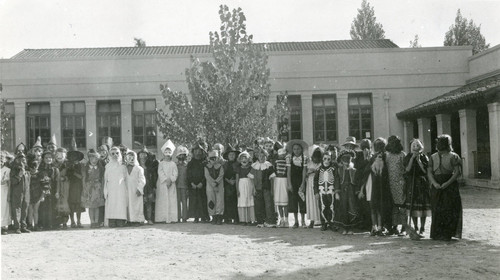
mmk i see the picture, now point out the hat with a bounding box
[47,134,57,147]
[174,145,189,157]
[359,139,372,150]
[101,137,113,150]
[341,136,358,147]
[14,143,27,156]
[192,140,208,155]
[308,144,324,158]
[337,149,356,162]
[285,139,308,154]
[97,144,109,152]
[208,150,220,158]
[237,151,251,163]
[87,149,100,159]
[32,136,43,150]
[67,138,84,162]
[137,145,151,157]
[212,143,224,154]
[273,141,284,151]
[42,150,53,159]
[223,144,240,160]
[56,147,68,154]
[161,139,176,155]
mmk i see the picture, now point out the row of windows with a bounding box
[279,94,373,143]
[3,100,157,151]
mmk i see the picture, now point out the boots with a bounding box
[216,215,223,225]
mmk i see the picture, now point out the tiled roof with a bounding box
[397,73,500,119]
[10,39,398,59]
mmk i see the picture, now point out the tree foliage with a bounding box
[156,5,288,146]
[134,38,146,47]
[350,0,385,40]
[444,9,489,55]
[0,97,11,147]
[409,34,421,48]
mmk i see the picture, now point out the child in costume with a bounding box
[187,140,209,223]
[27,160,45,231]
[334,149,361,235]
[175,146,189,223]
[236,151,255,225]
[104,147,128,227]
[249,148,276,228]
[9,153,31,234]
[273,147,289,227]
[67,139,85,228]
[138,146,158,225]
[81,149,105,228]
[155,140,178,223]
[314,150,337,231]
[286,139,308,228]
[54,147,71,229]
[305,145,322,228]
[39,151,61,230]
[1,151,11,235]
[223,145,240,224]
[125,150,146,225]
[205,150,225,225]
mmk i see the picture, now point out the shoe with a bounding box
[256,223,264,228]
[1,231,7,235]
[77,223,83,228]
[347,230,354,235]
[193,218,199,223]
[71,223,77,228]
[302,223,308,229]
[342,230,347,235]
[321,225,327,231]
[211,218,217,225]
[264,222,277,228]
[21,228,31,233]
[376,230,385,236]
[147,220,154,225]
[284,221,289,228]
[15,229,22,234]
[292,223,299,228]
[308,222,314,229]
[216,216,223,225]
[370,229,377,236]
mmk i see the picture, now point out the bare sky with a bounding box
[0,0,498,58]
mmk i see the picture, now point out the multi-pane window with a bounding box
[97,101,121,146]
[348,94,373,140]
[26,102,51,148]
[61,101,86,149]
[313,95,337,143]
[132,99,157,149]
[278,95,302,142]
[2,103,15,152]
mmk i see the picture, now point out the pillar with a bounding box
[417,118,432,154]
[459,109,477,179]
[301,94,313,144]
[403,121,414,152]
[121,98,133,149]
[13,100,26,145]
[336,92,349,144]
[436,114,452,135]
[85,100,97,150]
[155,96,166,157]
[372,92,389,139]
[384,92,391,134]
[487,102,500,182]
[50,99,61,147]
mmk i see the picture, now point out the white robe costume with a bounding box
[1,166,11,227]
[104,161,128,222]
[126,164,146,222]
[155,160,178,223]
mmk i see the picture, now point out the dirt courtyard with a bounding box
[2,186,499,280]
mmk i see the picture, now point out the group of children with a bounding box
[1,133,462,241]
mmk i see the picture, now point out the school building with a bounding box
[0,39,499,188]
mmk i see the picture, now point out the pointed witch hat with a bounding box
[161,139,176,156]
[67,137,84,162]
[32,136,43,150]
[47,134,57,147]
[102,137,113,151]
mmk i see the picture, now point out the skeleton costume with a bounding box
[313,162,337,229]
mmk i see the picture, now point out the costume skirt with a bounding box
[365,174,373,201]
[273,177,288,206]
[430,174,462,240]
[305,174,320,221]
[237,178,254,208]
[1,183,10,227]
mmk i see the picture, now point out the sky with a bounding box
[0,0,499,58]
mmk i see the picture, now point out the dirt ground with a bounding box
[2,186,499,280]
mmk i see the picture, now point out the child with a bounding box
[273,147,289,227]
[314,150,337,231]
[156,140,178,223]
[138,146,158,225]
[385,135,407,236]
[223,145,240,224]
[306,145,322,228]
[236,151,255,225]
[125,150,146,226]
[175,146,189,223]
[39,151,61,230]
[67,139,85,228]
[28,136,43,165]
[187,141,209,223]
[205,150,225,225]
[81,149,105,228]
[334,149,361,235]
[54,147,70,229]
[249,148,276,228]
[361,137,392,236]
[104,147,128,227]
[9,153,30,234]
[27,160,44,231]
[286,139,308,228]
[1,151,11,235]
[263,137,275,164]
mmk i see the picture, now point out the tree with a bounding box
[350,0,385,40]
[444,9,489,55]
[156,5,288,146]
[0,94,11,147]
[134,37,146,47]
[409,34,421,48]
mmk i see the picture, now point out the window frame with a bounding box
[278,95,302,142]
[348,93,373,141]
[132,99,157,149]
[26,102,51,149]
[312,94,338,143]
[96,100,122,146]
[61,101,86,150]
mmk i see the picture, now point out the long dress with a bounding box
[429,152,462,240]
[1,166,10,227]
[334,166,361,230]
[38,163,60,228]
[205,163,224,216]
[236,164,255,223]
[305,161,321,222]
[81,163,105,209]
[67,162,85,213]
[385,151,406,226]
[55,161,70,217]
[187,158,207,220]
[363,153,392,228]
[155,160,178,223]
[404,153,431,218]
[104,161,128,221]
[223,160,239,222]
[354,151,372,230]
[126,165,146,222]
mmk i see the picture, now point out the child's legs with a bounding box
[369,201,378,228]
[263,189,274,224]
[28,204,34,227]
[254,190,265,223]
[33,202,41,225]
[420,217,427,231]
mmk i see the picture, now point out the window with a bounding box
[97,101,121,146]
[313,95,337,143]
[26,102,51,148]
[278,95,302,142]
[132,99,157,148]
[348,94,373,140]
[61,101,86,149]
[2,103,15,152]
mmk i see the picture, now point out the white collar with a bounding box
[251,161,273,170]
